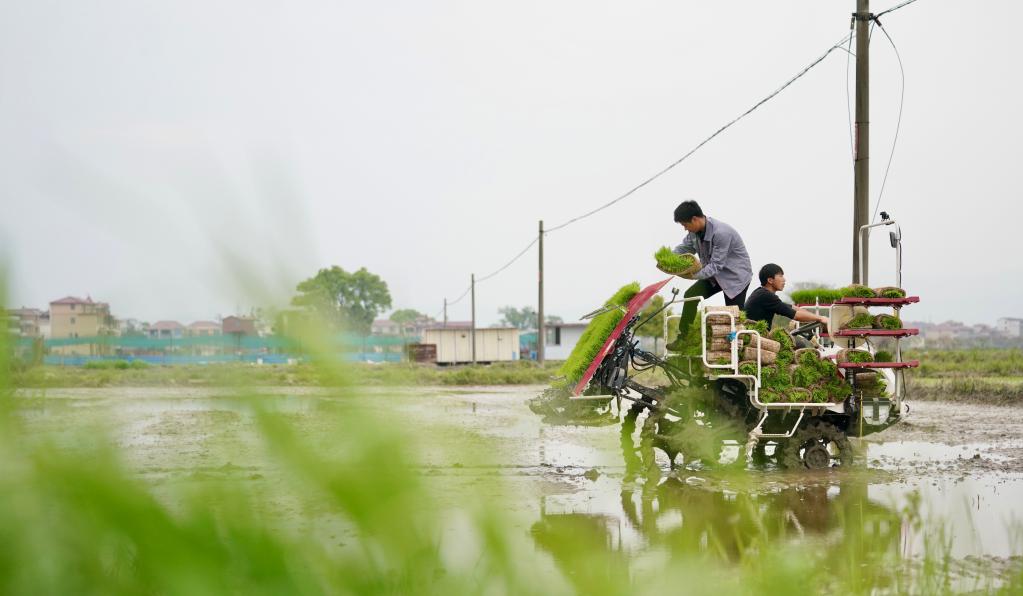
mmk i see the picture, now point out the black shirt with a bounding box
[744,287,796,324]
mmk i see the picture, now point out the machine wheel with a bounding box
[781,419,853,469]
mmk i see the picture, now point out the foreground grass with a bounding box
[12,361,561,388]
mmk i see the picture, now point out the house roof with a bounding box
[151,320,184,330]
[8,308,42,317]
[51,296,94,305]
[188,320,220,328]
[423,323,518,331]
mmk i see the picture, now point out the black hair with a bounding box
[673,200,704,223]
[759,263,784,286]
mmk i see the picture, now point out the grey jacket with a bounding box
[673,216,753,299]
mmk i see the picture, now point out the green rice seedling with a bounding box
[840,284,877,298]
[843,313,876,329]
[786,387,811,403]
[759,388,781,403]
[654,247,697,275]
[816,358,839,379]
[826,377,853,401]
[810,385,829,403]
[742,319,769,345]
[875,286,907,299]
[873,314,902,330]
[762,365,792,393]
[840,349,874,363]
[769,328,794,352]
[795,349,819,367]
[789,288,843,304]
[792,365,823,388]
[738,361,759,377]
[873,350,894,363]
[557,282,640,385]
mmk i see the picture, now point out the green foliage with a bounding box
[789,288,843,304]
[825,377,853,401]
[810,385,829,403]
[635,296,670,339]
[796,350,819,367]
[498,305,537,330]
[873,314,903,330]
[874,351,894,363]
[769,328,794,352]
[738,361,759,377]
[83,359,149,370]
[785,387,811,403]
[654,247,696,274]
[389,308,424,326]
[844,313,876,329]
[840,284,877,298]
[761,365,792,393]
[292,266,392,336]
[877,287,907,298]
[742,318,769,345]
[556,283,640,385]
[759,389,781,403]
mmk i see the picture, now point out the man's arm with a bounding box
[672,233,697,255]
[793,307,829,328]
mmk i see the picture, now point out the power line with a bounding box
[544,31,854,234]
[476,237,539,283]
[871,18,906,223]
[877,0,921,18]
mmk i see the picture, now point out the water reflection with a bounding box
[532,476,905,590]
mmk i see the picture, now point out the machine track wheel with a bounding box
[781,419,853,469]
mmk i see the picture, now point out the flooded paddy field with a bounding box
[12,385,1023,588]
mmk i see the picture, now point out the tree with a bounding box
[498,306,537,330]
[545,315,563,325]
[292,266,392,336]
[635,296,671,352]
[390,308,429,337]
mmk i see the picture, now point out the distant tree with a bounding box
[292,266,392,336]
[545,315,563,326]
[390,309,424,326]
[635,295,671,352]
[498,306,537,330]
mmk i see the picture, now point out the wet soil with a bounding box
[12,385,1023,574]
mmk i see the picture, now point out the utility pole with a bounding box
[443,298,448,327]
[537,220,545,365]
[470,273,476,364]
[852,0,871,283]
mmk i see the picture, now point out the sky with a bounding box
[1,0,1021,327]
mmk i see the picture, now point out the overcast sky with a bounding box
[2,0,1020,326]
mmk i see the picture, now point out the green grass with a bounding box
[653,247,696,274]
[83,359,150,370]
[13,361,559,388]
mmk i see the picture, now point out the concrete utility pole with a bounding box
[470,273,476,364]
[537,220,545,364]
[852,0,871,283]
[443,298,447,327]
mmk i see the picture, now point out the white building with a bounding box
[543,322,588,361]
[996,317,1023,338]
[421,324,520,364]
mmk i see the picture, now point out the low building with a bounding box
[49,296,114,355]
[149,321,185,339]
[222,316,257,337]
[421,324,520,364]
[187,321,222,337]
[543,322,588,361]
[6,307,44,337]
[997,317,1023,338]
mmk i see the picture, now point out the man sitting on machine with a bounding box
[745,264,829,337]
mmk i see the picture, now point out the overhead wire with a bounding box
[544,31,854,234]
[476,237,539,283]
[876,0,920,19]
[871,18,905,223]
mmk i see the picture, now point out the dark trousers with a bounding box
[678,279,750,337]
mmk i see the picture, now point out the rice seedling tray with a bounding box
[834,296,920,306]
[837,360,919,369]
[834,328,919,338]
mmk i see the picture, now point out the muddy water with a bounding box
[13,385,1023,570]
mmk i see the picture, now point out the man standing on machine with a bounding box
[664,200,752,352]
[744,263,830,329]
